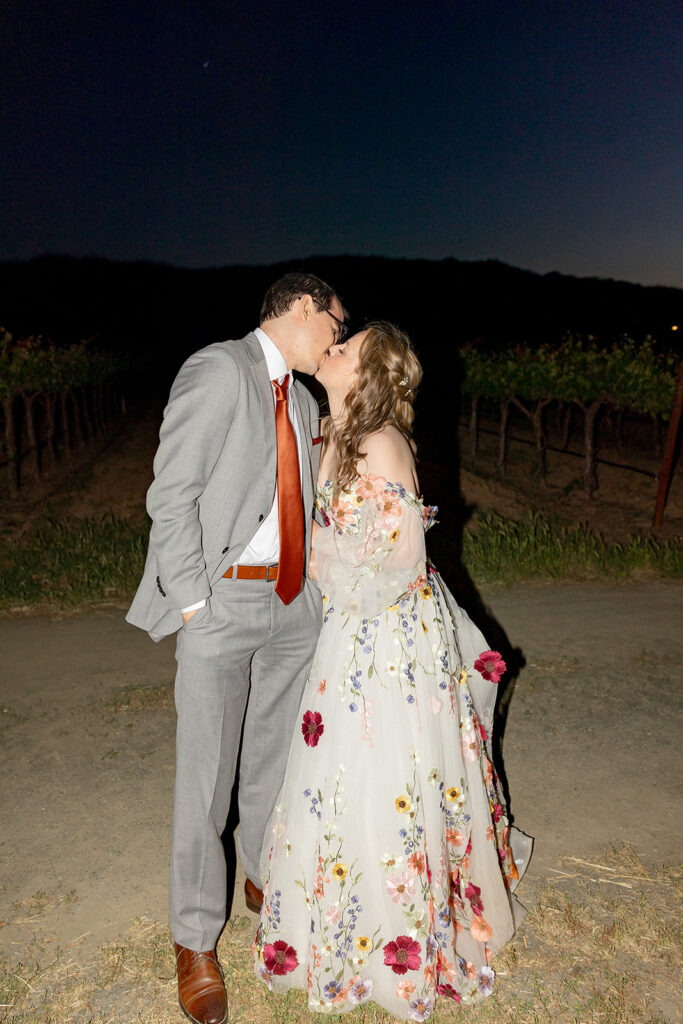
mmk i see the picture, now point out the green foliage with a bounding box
[0,330,125,400]
[0,512,680,612]
[0,516,148,609]
[462,511,683,583]
[462,336,677,415]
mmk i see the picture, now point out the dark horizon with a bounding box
[5,250,683,295]
[2,252,681,359]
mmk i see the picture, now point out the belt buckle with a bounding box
[266,563,278,582]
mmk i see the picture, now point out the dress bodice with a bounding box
[314,474,438,618]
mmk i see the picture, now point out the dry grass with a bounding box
[9,891,78,925]
[106,683,174,713]
[1,845,679,1024]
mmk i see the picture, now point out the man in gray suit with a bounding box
[127,273,346,1024]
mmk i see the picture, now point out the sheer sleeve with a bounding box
[313,476,434,618]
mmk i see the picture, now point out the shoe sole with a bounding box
[178,995,228,1024]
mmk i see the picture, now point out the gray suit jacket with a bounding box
[126,332,321,641]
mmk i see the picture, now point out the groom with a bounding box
[127,273,346,1024]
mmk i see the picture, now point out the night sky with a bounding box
[2,0,682,286]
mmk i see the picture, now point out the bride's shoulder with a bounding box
[359,426,419,494]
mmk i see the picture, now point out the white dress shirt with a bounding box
[181,327,303,613]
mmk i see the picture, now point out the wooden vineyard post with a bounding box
[653,361,683,527]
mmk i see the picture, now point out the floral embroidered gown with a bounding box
[254,474,532,1021]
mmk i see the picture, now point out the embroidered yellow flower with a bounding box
[331,862,348,880]
[355,936,371,952]
[395,795,412,814]
[389,528,400,544]
[420,584,432,599]
[458,668,468,685]
[446,786,462,803]
[421,619,428,633]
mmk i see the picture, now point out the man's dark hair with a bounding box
[260,272,340,322]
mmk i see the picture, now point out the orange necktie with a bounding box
[272,375,304,604]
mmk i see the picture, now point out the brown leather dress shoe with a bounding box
[174,943,228,1024]
[244,878,264,914]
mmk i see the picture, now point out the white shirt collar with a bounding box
[254,327,290,383]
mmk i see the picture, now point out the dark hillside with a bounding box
[1,255,680,362]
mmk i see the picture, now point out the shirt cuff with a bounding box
[181,599,207,613]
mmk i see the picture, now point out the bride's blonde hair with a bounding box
[323,321,422,498]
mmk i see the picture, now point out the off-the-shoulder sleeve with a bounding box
[313,476,428,618]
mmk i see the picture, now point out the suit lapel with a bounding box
[245,333,277,479]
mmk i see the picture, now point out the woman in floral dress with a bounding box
[254,322,532,1020]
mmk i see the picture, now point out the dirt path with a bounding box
[1,582,681,968]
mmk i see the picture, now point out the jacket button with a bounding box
[222,546,229,554]
[258,514,264,522]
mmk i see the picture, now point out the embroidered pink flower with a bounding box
[386,871,416,904]
[325,902,342,926]
[330,499,356,528]
[461,731,480,761]
[436,952,456,982]
[317,679,327,695]
[301,710,324,747]
[263,940,298,975]
[377,491,401,521]
[383,935,422,974]
[470,916,493,942]
[396,978,415,999]
[407,851,425,875]
[356,474,384,500]
[474,650,506,684]
[406,572,428,595]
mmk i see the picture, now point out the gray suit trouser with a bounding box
[169,574,321,951]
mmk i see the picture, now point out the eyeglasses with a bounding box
[313,298,349,344]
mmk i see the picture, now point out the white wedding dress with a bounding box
[254,474,532,1020]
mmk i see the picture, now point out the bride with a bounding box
[253,321,532,1020]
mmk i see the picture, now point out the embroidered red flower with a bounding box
[263,940,299,975]
[464,882,484,916]
[301,710,324,747]
[437,982,461,1002]
[474,650,506,684]
[383,935,422,974]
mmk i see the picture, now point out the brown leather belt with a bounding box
[223,563,279,582]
